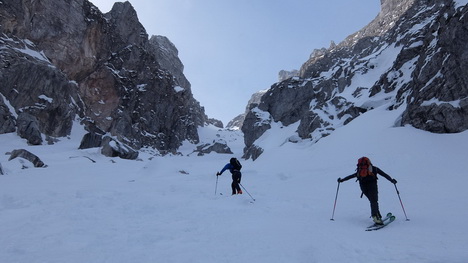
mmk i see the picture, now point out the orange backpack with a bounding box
[357,157,374,178]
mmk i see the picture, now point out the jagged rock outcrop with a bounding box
[0,98,16,134]
[0,0,214,155]
[0,35,81,142]
[101,136,139,160]
[16,113,43,145]
[227,90,267,130]
[207,118,224,128]
[193,141,233,156]
[79,132,103,149]
[398,1,468,132]
[149,35,191,92]
[226,115,244,130]
[278,70,299,82]
[8,149,46,168]
[242,0,468,160]
[242,106,271,160]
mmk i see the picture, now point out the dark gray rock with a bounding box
[149,35,190,92]
[16,113,42,145]
[241,105,271,149]
[0,98,16,134]
[296,112,324,139]
[207,119,224,128]
[79,132,103,149]
[226,114,243,130]
[242,144,264,161]
[8,149,46,167]
[0,36,80,139]
[195,141,233,156]
[105,2,148,48]
[101,136,139,160]
[227,90,267,130]
[399,2,468,132]
[241,104,271,160]
[259,79,317,126]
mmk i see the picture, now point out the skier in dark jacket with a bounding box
[337,157,397,225]
[217,158,242,195]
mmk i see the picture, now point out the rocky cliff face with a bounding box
[226,90,267,130]
[0,35,82,145]
[242,0,468,160]
[226,69,295,130]
[0,0,211,154]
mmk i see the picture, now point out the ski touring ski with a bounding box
[366,212,396,231]
[367,212,393,228]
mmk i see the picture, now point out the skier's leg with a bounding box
[361,182,380,218]
[235,172,242,193]
[367,183,381,218]
[231,175,237,195]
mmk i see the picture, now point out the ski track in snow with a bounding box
[0,106,468,263]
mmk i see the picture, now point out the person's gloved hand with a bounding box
[216,172,220,176]
[392,178,397,184]
[337,177,342,183]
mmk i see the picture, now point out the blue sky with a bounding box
[89,0,381,125]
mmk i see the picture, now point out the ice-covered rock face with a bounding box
[242,0,468,160]
[0,0,214,153]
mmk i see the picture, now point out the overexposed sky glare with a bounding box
[89,0,381,124]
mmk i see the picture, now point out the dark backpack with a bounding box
[230,158,242,171]
[356,157,374,178]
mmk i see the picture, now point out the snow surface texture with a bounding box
[1,105,467,262]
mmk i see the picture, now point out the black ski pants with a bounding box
[360,180,381,218]
[231,171,242,195]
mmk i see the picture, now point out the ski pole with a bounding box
[215,174,219,195]
[239,183,255,201]
[394,183,410,221]
[330,181,340,221]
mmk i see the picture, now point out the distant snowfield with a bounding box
[1,105,467,263]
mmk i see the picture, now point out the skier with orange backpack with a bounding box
[337,157,397,225]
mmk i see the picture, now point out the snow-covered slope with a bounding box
[1,103,467,262]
